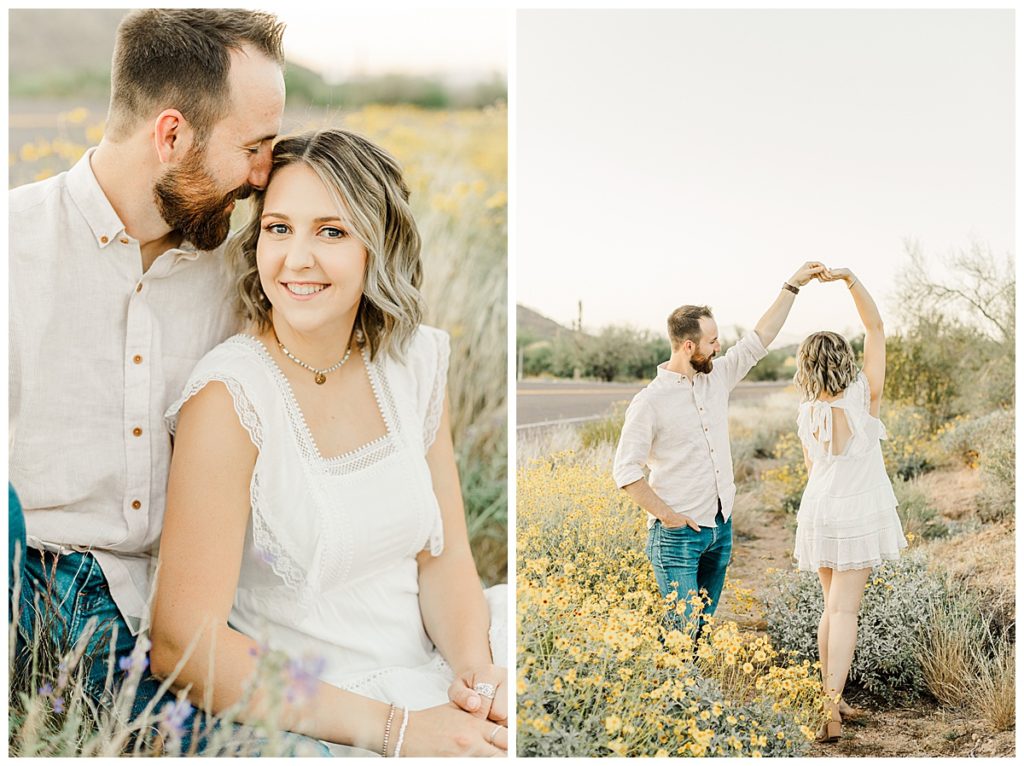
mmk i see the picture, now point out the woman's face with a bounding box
[256,162,368,340]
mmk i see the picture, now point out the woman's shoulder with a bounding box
[185,333,272,382]
[173,334,278,412]
[388,324,450,370]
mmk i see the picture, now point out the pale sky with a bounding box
[516,10,1014,344]
[257,6,508,81]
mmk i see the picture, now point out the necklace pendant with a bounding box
[315,372,327,385]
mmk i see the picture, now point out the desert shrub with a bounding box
[730,391,800,485]
[974,641,1015,732]
[976,410,1015,523]
[881,403,945,480]
[891,477,947,540]
[578,408,625,450]
[745,347,796,382]
[759,432,807,513]
[919,587,1016,732]
[765,551,946,701]
[883,322,969,426]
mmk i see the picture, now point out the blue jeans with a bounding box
[8,484,330,757]
[646,508,733,634]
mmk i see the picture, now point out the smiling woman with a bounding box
[149,129,509,756]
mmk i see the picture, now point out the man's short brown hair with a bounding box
[667,305,714,348]
[106,9,285,142]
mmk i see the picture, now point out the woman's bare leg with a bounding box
[816,568,833,690]
[824,568,871,722]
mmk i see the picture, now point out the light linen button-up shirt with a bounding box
[9,149,240,633]
[613,331,768,529]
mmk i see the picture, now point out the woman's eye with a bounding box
[264,223,289,235]
[247,146,261,154]
[320,227,346,239]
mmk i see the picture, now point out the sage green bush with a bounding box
[765,551,946,701]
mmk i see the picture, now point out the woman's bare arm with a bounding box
[150,382,391,750]
[823,268,885,416]
[416,394,504,721]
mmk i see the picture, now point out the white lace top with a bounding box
[165,325,473,705]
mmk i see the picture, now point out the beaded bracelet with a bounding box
[393,707,410,757]
[381,704,397,757]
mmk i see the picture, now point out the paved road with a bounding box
[517,379,790,427]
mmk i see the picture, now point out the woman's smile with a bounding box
[283,281,330,299]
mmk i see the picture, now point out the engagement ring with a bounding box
[473,682,497,699]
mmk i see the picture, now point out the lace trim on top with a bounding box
[250,471,311,599]
[232,335,400,477]
[423,331,451,451]
[165,373,263,449]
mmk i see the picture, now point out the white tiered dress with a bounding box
[165,325,507,751]
[793,372,908,572]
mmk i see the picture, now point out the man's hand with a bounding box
[661,512,700,531]
[788,261,827,288]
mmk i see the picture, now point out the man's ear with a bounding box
[153,109,195,164]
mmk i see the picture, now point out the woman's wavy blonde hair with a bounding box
[230,129,423,360]
[794,331,858,401]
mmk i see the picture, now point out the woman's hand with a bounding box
[788,261,827,287]
[401,703,508,756]
[819,267,855,285]
[448,664,508,725]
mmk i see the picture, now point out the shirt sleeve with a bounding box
[712,330,769,391]
[612,394,655,488]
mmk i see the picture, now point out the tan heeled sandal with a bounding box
[816,719,842,743]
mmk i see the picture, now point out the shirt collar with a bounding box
[655,362,698,385]
[65,148,203,261]
[65,148,128,250]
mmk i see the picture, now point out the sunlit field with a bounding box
[9,101,507,756]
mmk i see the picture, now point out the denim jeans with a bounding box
[645,508,733,634]
[9,484,330,757]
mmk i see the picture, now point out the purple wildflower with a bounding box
[52,697,65,714]
[118,654,149,673]
[38,682,54,697]
[161,699,194,737]
[286,655,326,702]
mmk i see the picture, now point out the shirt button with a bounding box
[135,283,143,293]
[132,355,143,364]
[132,427,143,437]
[100,235,109,244]
[120,238,130,245]
[131,500,142,510]
[704,427,709,432]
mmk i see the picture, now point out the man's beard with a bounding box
[153,147,254,251]
[691,349,715,374]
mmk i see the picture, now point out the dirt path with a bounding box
[715,476,1015,757]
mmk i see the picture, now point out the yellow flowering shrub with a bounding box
[518,452,822,757]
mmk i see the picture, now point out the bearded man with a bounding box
[9,8,287,738]
[612,263,824,633]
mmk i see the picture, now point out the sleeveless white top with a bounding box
[165,325,507,716]
[793,372,908,572]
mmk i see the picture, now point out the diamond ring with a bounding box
[473,682,497,699]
